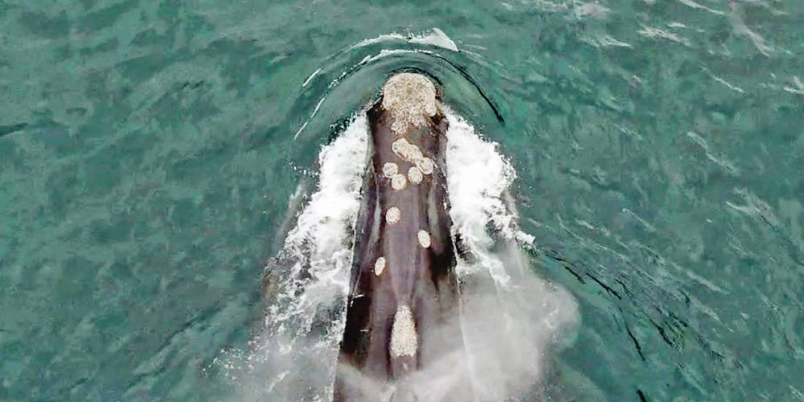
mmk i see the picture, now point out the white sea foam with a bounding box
[351,28,458,52]
[357,48,420,67]
[237,113,369,402]
[445,108,535,284]
[443,108,578,400]
[277,114,368,309]
[409,28,459,52]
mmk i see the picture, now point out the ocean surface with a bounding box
[1,0,803,401]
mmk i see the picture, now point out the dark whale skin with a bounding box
[332,97,465,402]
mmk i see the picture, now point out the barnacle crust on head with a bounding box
[381,73,438,135]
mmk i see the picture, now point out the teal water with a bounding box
[1,1,803,401]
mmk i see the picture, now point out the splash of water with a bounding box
[443,109,578,400]
[226,113,370,402]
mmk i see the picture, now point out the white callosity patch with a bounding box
[374,257,386,276]
[391,138,436,179]
[391,138,421,161]
[391,174,407,190]
[382,73,438,135]
[382,162,399,178]
[390,305,418,357]
[392,139,408,154]
[417,230,431,248]
[408,166,423,184]
[386,207,401,224]
[415,157,434,175]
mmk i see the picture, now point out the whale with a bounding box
[332,73,472,401]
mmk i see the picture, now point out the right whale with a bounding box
[333,72,475,402]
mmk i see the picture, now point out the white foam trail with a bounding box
[310,97,326,118]
[409,28,459,52]
[350,33,407,49]
[293,121,308,140]
[445,108,534,284]
[278,113,368,303]
[303,68,322,87]
[784,76,804,95]
[351,28,459,52]
[443,108,578,400]
[242,113,369,401]
[357,49,419,67]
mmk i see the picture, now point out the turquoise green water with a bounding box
[1,0,803,401]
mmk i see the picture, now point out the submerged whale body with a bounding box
[333,73,472,401]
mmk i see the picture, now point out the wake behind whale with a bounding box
[245,72,578,402]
